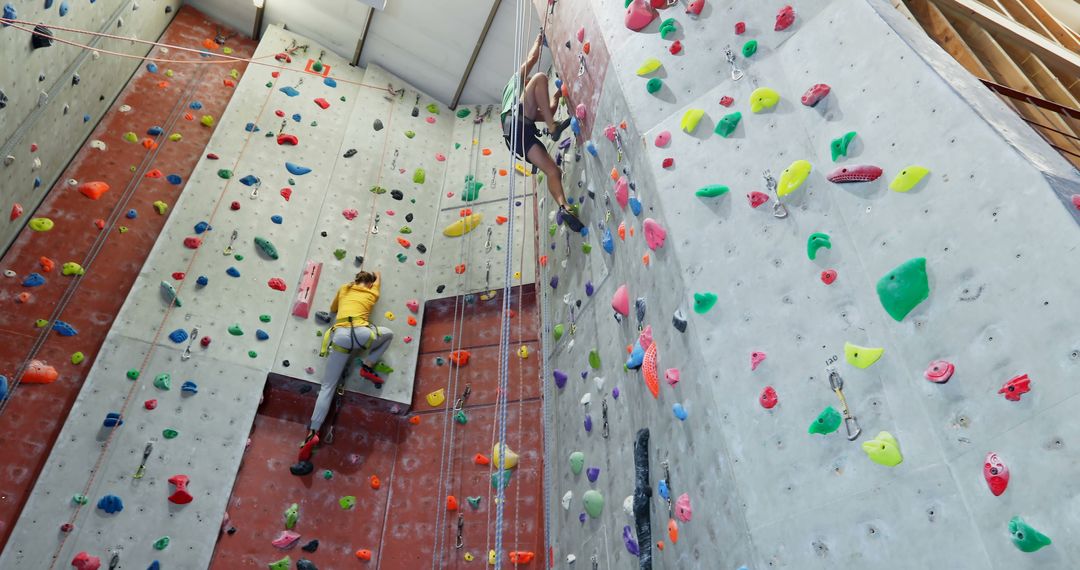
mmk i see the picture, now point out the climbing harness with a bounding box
[725,46,744,81]
[222,229,239,255]
[180,327,199,361]
[762,169,788,218]
[318,317,379,357]
[132,442,153,479]
[828,369,862,441]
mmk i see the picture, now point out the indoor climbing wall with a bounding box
[0,0,183,253]
[539,0,1080,568]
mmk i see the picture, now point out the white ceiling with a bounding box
[184,0,545,106]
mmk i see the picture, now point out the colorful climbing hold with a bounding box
[1009,517,1051,552]
[692,292,717,314]
[636,57,662,76]
[876,257,929,321]
[830,131,857,161]
[999,373,1031,401]
[749,87,780,113]
[808,406,842,435]
[775,4,796,30]
[924,360,954,383]
[807,232,832,260]
[801,83,831,107]
[714,112,741,137]
[741,40,758,57]
[844,342,884,369]
[582,489,604,517]
[759,386,778,409]
[889,165,930,192]
[777,160,811,196]
[680,109,705,133]
[28,217,54,232]
[862,431,903,466]
[827,164,883,183]
[984,452,1009,496]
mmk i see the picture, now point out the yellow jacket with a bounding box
[330,281,380,326]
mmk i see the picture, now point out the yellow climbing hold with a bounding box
[749,87,780,113]
[889,165,930,192]
[844,342,884,369]
[168,133,182,142]
[777,160,811,197]
[488,550,497,565]
[492,442,519,469]
[29,218,54,232]
[513,163,531,176]
[426,388,446,407]
[517,345,530,359]
[464,552,474,562]
[636,57,663,76]
[680,109,705,133]
[862,431,903,466]
[229,69,240,80]
[153,201,168,215]
[200,115,215,128]
[384,311,395,321]
[123,132,138,143]
[442,213,483,237]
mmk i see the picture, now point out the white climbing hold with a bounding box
[89,140,107,151]
[119,105,132,113]
[561,491,572,510]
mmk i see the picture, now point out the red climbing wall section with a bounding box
[210,285,545,568]
[0,6,256,550]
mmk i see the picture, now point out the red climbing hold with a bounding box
[78,181,110,200]
[275,110,285,117]
[539,256,548,267]
[268,278,287,291]
[271,72,280,78]
[669,40,683,55]
[642,342,660,399]
[775,5,796,31]
[1072,194,1080,210]
[649,0,667,8]
[509,551,536,564]
[998,373,1031,401]
[10,203,23,220]
[474,454,490,465]
[747,191,769,208]
[370,475,381,489]
[141,138,158,150]
[314,97,330,109]
[496,215,508,225]
[201,336,211,347]
[206,153,219,160]
[223,79,236,87]
[625,0,658,31]
[446,495,459,511]
[355,549,372,561]
[298,434,319,462]
[800,83,831,107]
[449,350,471,367]
[280,187,292,201]
[277,134,298,146]
[454,264,466,274]
[39,257,55,272]
[759,386,778,409]
[984,452,1009,496]
[662,158,674,168]
[820,269,837,285]
[94,219,106,230]
[183,237,202,249]
[172,272,186,280]
[168,474,194,504]
[686,0,704,16]
[230,201,241,211]
[396,237,411,249]
[719,96,734,107]
[16,292,31,303]
[827,165,883,183]
[145,169,164,179]
[735,21,746,34]
[145,399,158,410]
[71,552,101,570]
[23,360,58,384]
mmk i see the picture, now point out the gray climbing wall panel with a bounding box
[0,0,182,253]
[541,0,1080,569]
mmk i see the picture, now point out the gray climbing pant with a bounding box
[309,325,394,430]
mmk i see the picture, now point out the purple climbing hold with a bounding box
[612,386,620,399]
[586,467,600,482]
[550,276,559,289]
[584,414,592,432]
[623,525,640,555]
[554,370,568,389]
[585,281,594,296]
[579,513,587,524]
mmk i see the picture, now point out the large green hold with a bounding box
[714,112,741,138]
[569,451,585,475]
[809,406,842,435]
[588,350,601,370]
[693,292,718,314]
[742,39,758,57]
[154,373,171,390]
[229,324,244,336]
[830,131,857,161]
[876,258,929,322]
[463,175,483,201]
[1009,516,1052,553]
[582,489,604,518]
[254,237,278,259]
[413,169,426,184]
[695,185,729,198]
[553,324,564,341]
[268,556,291,570]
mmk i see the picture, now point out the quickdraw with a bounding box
[180,326,199,361]
[223,229,238,255]
[601,397,610,439]
[453,383,472,411]
[763,169,788,219]
[828,369,862,441]
[725,46,744,81]
[133,442,153,479]
[455,513,465,548]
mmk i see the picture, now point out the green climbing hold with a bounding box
[29,218,54,232]
[807,232,831,260]
[582,489,604,518]
[339,495,357,509]
[268,556,291,570]
[646,78,663,94]
[312,60,323,72]
[404,130,416,139]
[1009,516,1052,553]
[714,111,741,138]
[876,257,929,322]
[168,133,182,142]
[491,469,513,490]
[234,254,244,261]
[742,39,758,57]
[248,350,258,358]
[72,494,88,505]
[34,319,49,328]
[443,335,453,342]
[548,224,557,237]
[374,362,394,374]
[569,451,585,475]
[228,324,244,336]
[399,226,412,234]
[693,292,718,314]
[426,103,439,114]
[659,18,677,39]
[200,115,215,128]
[582,243,592,254]
[323,470,334,480]
[254,237,278,259]
[463,175,483,201]
[370,185,387,195]
[217,169,233,179]
[588,350,601,370]
[127,368,140,380]
[396,253,407,263]
[454,410,468,424]
[123,132,139,143]
[265,82,273,88]
[153,536,170,550]
[808,406,842,435]
[553,324,564,341]
[260,314,271,323]
[695,185,730,198]
[454,143,461,149]
[830,131,857,161]
[284,503,299,529]
[413,169,425,184]
[163,428,179,439]
[467,496,481,508]
[154,373,171,390]
[456,108,471,118]
[333,249,347,260]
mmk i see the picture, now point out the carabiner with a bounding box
[725,47,744,81]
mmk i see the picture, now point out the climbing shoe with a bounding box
[559,205,585,233]
[551,117,572,140]
[360,364,385,385]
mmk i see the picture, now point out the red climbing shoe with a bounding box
[360,364,385,385]
[559,205,585,233]
[298,433,319,462]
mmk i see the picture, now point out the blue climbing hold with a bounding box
[146,63,158,73]
[555,78,562,89]
[324,77,337,88]
[285,162,311,175]
[567,196,575,205]
[52,321,78,336]
[550,276,559,290]
[626,342,645,369]
[580,226,589,238]
[195,275,208,287]
[168,328,189,343]
[585,141,597,156]
[280,86,300,97]
[103,412,123,428]
[244,122,259,132]
[193,221,211,234]
[629,197,642,216]
[97,494,124,514]
[271,215,283,224]
[601,228,614,254]
[22,273,45,287]
[673,403,688,421]
[239,174,260,186]
[45,0,53,9]
[166,174,182,185]
[126,209,137,219]
[181,381,198,394]
[570,117,581,136]
[256,329,270,341]
[226,267,240,277]
[585,281,594,297]
[1,4,13,26]
[147,561,161,570]
[658,479,670,501]
[147,126,163,136]
[291,113,302,122]
[33,177,41,188]
[0,375,8,401]
[58,0,68,17]
[83,114,91,123]
[189,101,203,110]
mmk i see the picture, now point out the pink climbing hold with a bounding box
[820,269,837,284]
[924,360,955,383]
[747,191,769,208]
[665,368,680,387]
[625,0,658,31]
[426,116,436,124]
[403,335,413,343]
[775,5,796,31]
[280,187,292,201]
[735,21,746,35]
[686,0,704,16]
[314,97,330,109]
[435,153,446,162]
[183,237,202,249]
[638,325,653,351]
[268,278,287,291]
[71,552,101,570]
[1071,194,1080,210]
[719,96,734,107]
[575,104,587,120]
[342,209,358,220]
[577,27,585,43]
[800,83,831,107]
[654,131,671,147]
[750,351,766,371]
[615,177,629,209]
[759,386,778,409]
[826,165,883,183]
[272,530,302,549]
[406,299,420,313]
[642,218,667,250]
[984,452,1010,496]
[604,124,617,142]
[674,493,692,522]
[612,284,630,317]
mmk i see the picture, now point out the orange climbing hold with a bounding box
[156,81,169,89]
[459,208,473,217]
[509,551,535,564]
[449,350,471,367]
[39,257,55,272]
[657,541,665,551]
[610,168,619,181]
[223,79,236,87]
[642,253,650,266]
[369,475,381,489]
[141,138,158,150]
[23,360,58,384]
[474,454,490,466]
[16,292,31,303]
[642,342,660,398]
[446,495,459,511]
[583,41,591,54]
[668,519,679,543]
[355,549,372,561]
[617,222,626,241]
[482,148,492,156]
[455,264,466,274]
[407,316,417,326]
[496,216,508,225]
[539,255,548,267]
[396,237,411,248]
[499,169,508,176]
[202,38,220,50]
[145,169,163,179]
[408,416,421,425]
[184,113,194,121]
[78,181,110,200]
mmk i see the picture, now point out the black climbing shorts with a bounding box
[503,105,543,163]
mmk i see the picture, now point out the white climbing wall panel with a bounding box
[540,0,1080,569]
[0,22,535,568]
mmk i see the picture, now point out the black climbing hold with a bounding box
[164,5,172,12]
[320,231,328,237]
[355,255,364,267]
[71,73,80,85]
[315,311,331,324]
[298,385,312,395]
[390,190,403,200]
[565,40,571,49]
[297,559,318,570]
[38,73,46,82]
[226,526,237,535]
[99,95,105,101]
[0,89,7,109]
[31,25,54,49]
[301,539,319,553]
[290,461,314,476]
[416,244,427,254]
[411,106,419,117]
[405,213,413,223]
[373,119,383,131]
[436,284,445,294]
[282,360,290,367]
[672,310,687,333]
[343,148,357,158]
